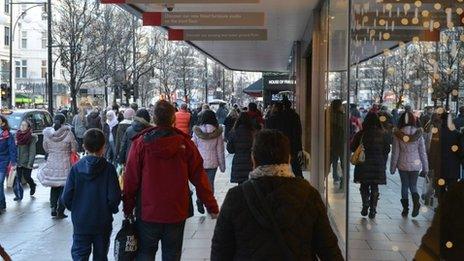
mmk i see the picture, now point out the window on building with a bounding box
[42,5,47,20]
[4,26,9,46]
[41,60,46,78]
[41,31,46,49]
[21,31,27,49]
[15,60,27,78]
[5,0,9,14]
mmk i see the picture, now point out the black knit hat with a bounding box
[136,109,151,123]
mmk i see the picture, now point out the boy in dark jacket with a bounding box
[62,129,121,261]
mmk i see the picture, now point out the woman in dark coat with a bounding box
[351,112,390,218]
[226,112,254,184]
[211,130,343,260]
[223,109,239,142]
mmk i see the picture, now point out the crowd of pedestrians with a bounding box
[349,103,464,220]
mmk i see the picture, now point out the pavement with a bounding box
[0,155,434,260]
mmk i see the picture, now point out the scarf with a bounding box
[16,129,32,145]
[249,164,295,179]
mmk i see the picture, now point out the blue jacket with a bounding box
[0,129,17,168]
[62,155,121,235]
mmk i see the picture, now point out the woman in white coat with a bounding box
[192,109,225,214]
[38,113,77,218]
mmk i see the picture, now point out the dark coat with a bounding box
[117,118,151,164]
[62,156,121,235]
[115,120,131,156]
[351,128,390,185]
[211,177,343,261]
[223,115,237,142]
[226,126,253,183]
[427,124,461,181]
[265,109,302,156]
[415,181,464,260]
[86,112,102,130]
[454,115,464,130]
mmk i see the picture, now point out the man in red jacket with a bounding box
[123,100,219,261]
[174,103,191,135]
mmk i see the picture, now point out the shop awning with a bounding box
[243,78,263,97]
[15,94,32,104]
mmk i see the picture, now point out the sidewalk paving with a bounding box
[0,155,433,260]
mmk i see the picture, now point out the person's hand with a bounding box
[209,212,219,219]
[390,170,395,175]
[420,170,428,177]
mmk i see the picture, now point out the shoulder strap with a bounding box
[242,180,295,260]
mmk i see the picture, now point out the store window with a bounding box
[41,60,46,78]
[4,0,9,14]
[41,31,47,49]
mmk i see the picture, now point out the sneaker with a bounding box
[13,197,21,201]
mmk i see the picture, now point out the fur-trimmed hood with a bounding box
[394,126,423,143]
[193,124,223,140]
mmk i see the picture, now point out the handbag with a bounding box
[350,136,365,165]
[6,164,15,188]
[70,152,80,165]
[114,218,138,261]
[242,180,295,260]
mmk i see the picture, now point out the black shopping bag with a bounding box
[114,219,138,261]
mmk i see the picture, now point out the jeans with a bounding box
[71,231,112,261]
[0,166,6,209]
[50,186,65,211]
[14,167,35,199]
[197,168,217,205]
[399,170,419,199]
[136,220,186,261]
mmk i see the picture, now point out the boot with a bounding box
[369,192,379,219]
[360,190,370,217]
[400,199,409,217]
[51,207,57,217]
[412,193,420,217]
[30,183,36,196]
[56,206,68,219]
[196,201,205,214]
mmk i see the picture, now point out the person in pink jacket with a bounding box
[192,109,225,214]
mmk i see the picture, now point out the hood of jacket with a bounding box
[43,125,71,142]
[74,155,108,180]
[394,126,423,142]
[142,127,186,159]
[131,116,151,133]
[193,124,223,140]
[88,111,100,119]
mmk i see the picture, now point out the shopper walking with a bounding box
[72,107,87,152]
[0,116,17,214]
[123,100,219,261]
[227,112,255,184]
[175,103,191,135]
[103,110,118,165]
[13,120,37,200]
[115,108,134,157]
[265,97,303,178]
[390,112,428,217]
[118,109,151,164]
[223,109,239,142]
[246,102,264,130]
[192,109,225,214]
[329,99,346,184]
[211,130,343,260]
[62,129,121,261]
[38,113,77,218]
[351,112,391,219]
[216,103,229,125]
[86,108,102,130]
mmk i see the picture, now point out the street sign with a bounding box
[168,29,267,41]
[143,12,265,26]
[101,0,259,3]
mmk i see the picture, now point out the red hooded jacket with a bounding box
[123,126,219,223]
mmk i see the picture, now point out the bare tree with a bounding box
[153,33,178,102]
[175,43,200,103]
[54,0,100,113]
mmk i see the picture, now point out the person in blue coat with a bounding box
[0,115,17,214]
[62,128,121,260]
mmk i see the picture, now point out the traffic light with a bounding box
[0,84,7,100]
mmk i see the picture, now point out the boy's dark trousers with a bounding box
[71,230,112,261]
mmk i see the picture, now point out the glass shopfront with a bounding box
[310,0,464,259]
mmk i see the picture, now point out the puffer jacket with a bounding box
[37,125,78,187]
[175,109,191,135]
[390,126,429,173]
[211,176,343,260]
[226,126,253,183]
[17,134,37,169]
[118,117,151,164]
[192,124,226,172]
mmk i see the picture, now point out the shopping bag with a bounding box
[6,165,15,188]
[70,152,80,165]
[114,219,138,261]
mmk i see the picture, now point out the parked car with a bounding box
[2,109,53,155]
